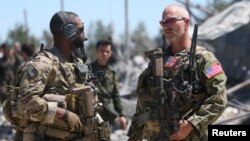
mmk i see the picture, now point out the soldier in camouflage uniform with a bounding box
[127,4,227,141]
[4,11,110,141]
[0,43,22,103]
[90,39,127,131]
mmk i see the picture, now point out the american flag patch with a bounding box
[26,64,38,78]
[164,56,178,68]
[204,63,223,79]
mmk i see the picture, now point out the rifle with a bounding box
[145,47,171,141]
[181,24,204,119]
[139,24,200,140]
[73,48,111,140]
[172,24,199,97]
[189,24,199,90]
[161,35,179,140]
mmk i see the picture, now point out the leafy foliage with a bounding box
[7,24,39,46]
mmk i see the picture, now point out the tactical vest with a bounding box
[3,50,110,141]
[135,46,208,133]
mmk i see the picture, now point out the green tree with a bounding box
[85,20,114,62]
[41,30,53,48]
[7,24,39,46]
[130,22,155,56]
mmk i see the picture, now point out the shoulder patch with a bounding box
[26,64,38,78]
[204,63,223,79]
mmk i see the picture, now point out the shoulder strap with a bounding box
[59,62,75,93]
[42,50,75,93]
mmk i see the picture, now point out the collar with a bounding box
[49,47,73,63]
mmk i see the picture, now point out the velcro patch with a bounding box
[26,64,38,78]
[164,56,178,68]
[204,63,223,79]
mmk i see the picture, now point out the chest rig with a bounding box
[162,50,202,104]
[46,50,110,140]
[134,25,207,141]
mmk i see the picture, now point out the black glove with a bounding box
[63,110,82,131]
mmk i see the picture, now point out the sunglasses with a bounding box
[76,26,84,33]
[160,17,185,26]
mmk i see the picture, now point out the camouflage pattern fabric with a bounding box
[14,47,98,140]
[128,46,227,141]
[90,61,124,124]
[0,54,22,103]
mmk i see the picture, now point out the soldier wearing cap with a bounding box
[127,4,227,141]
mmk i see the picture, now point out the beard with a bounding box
[165,28,185,42]
[72,37,88,62]
[73,38,84,48]
[73,47,83,58]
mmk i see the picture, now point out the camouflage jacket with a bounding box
[0,55,22,102]
[90,61,124,123]
[128,46,227,141]
[15,47,95,125]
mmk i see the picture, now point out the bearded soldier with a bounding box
[4,11,110,141]
[127,4,227,141]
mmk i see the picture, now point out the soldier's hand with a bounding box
[170,120,193,140]
[119,116,127,130]
[63,110,82,131]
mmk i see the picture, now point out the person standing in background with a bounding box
[90,39,127,132]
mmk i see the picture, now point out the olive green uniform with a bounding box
[90,61,124,124]
[127,46,227,141]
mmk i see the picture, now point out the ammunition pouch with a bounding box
[65,94,76,113]
[73,86,95,118]
[65,86,107,141]
[82,118,98,135]
[23,121,84,141]
[98,121,111,141]
[81,117,110,141]
[34,86,103,140]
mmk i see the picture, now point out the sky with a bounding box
[0,0,207,43]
